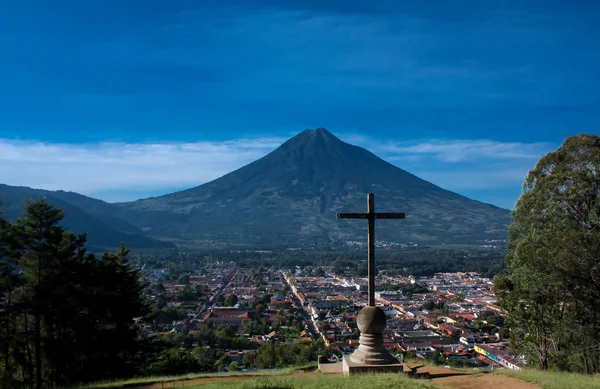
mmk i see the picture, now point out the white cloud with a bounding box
[0,134,555,203]
[339,134,551,163]
[379,139,549,162]
[0,137,285,195]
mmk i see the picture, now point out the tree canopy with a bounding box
[495,133,600,373]
[0,199,152,388]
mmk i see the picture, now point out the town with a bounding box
[139,258,524,372]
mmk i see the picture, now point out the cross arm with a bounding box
[337,213,369,219]
[336,212,406,219]
[373,213,406,219]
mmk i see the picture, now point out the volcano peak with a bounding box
[289,127,341,145]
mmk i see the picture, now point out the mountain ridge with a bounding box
[0,184,175,250]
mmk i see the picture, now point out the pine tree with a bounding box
[9,199,154,387]
[16,199,68,389]
[0,207,22,387]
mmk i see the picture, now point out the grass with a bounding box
[185,374,438,389]
[70,369,296,389]
[495,368,600,389]
[72,363,600,389]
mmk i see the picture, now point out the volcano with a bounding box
[118,128,510,247]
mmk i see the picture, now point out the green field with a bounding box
[73,367,600,389]
[69,370,293,389]
[496,369,600,389]
[194,375,437,389]
[71,369,435,389]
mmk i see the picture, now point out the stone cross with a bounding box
[337,193,405,307]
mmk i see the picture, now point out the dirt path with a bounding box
[434,374,540,389]
[406,364,471,379]
[405,364,540,389]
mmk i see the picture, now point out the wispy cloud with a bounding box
[338,133,554,197]
[377,139,550,162]
[0,137,285,197]
[0,134,555,206]
[340,134,552,161]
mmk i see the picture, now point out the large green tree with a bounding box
[495,133,600,372]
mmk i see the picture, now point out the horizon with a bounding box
[1,127,556,210]
[1,1,598,209]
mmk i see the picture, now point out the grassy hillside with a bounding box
[184,375,438,389]
[71,371,438,389]
[72,368,600,389]
[496,369,600,389]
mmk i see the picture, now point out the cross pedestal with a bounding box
[342,306,404,375]
[337,193,406,375]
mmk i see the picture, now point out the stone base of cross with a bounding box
[337,193,406,373]
[349,306,399,365]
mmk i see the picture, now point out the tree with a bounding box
[248,339,329,369]
[313,267,326,277]
[178,273,190,285]
[149,349,200,375]
[495,133,600,372]
[254,304,264,314]
[232,336,253,350]
[228,361,240,371]
[176,285,197,302]
[481,312,504,327]
[192,347,217,371]
[224,294,238,307]
[16,199,72,389]
[0,209,21,388]
[80,245,152,382]
[214,355,230,371]
[214,326,235,349]
[0,199,154,387]
[155,283,166,296]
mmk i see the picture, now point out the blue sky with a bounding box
[0,1,598,209]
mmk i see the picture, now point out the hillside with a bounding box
[0,184,175,251]
[119,128,511,247]
[79,366,593,389]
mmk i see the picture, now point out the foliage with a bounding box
[420,300,446,311]
[236,249,506,279]
[148,348,201,376]
[224,294,239,307]
[494,133,600,373]
[0,199,154,388]
[241,318,269,335]
[244,340,329,369]
[177,273,190,285]
[479,311,504,327]
[376,282,429,296]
